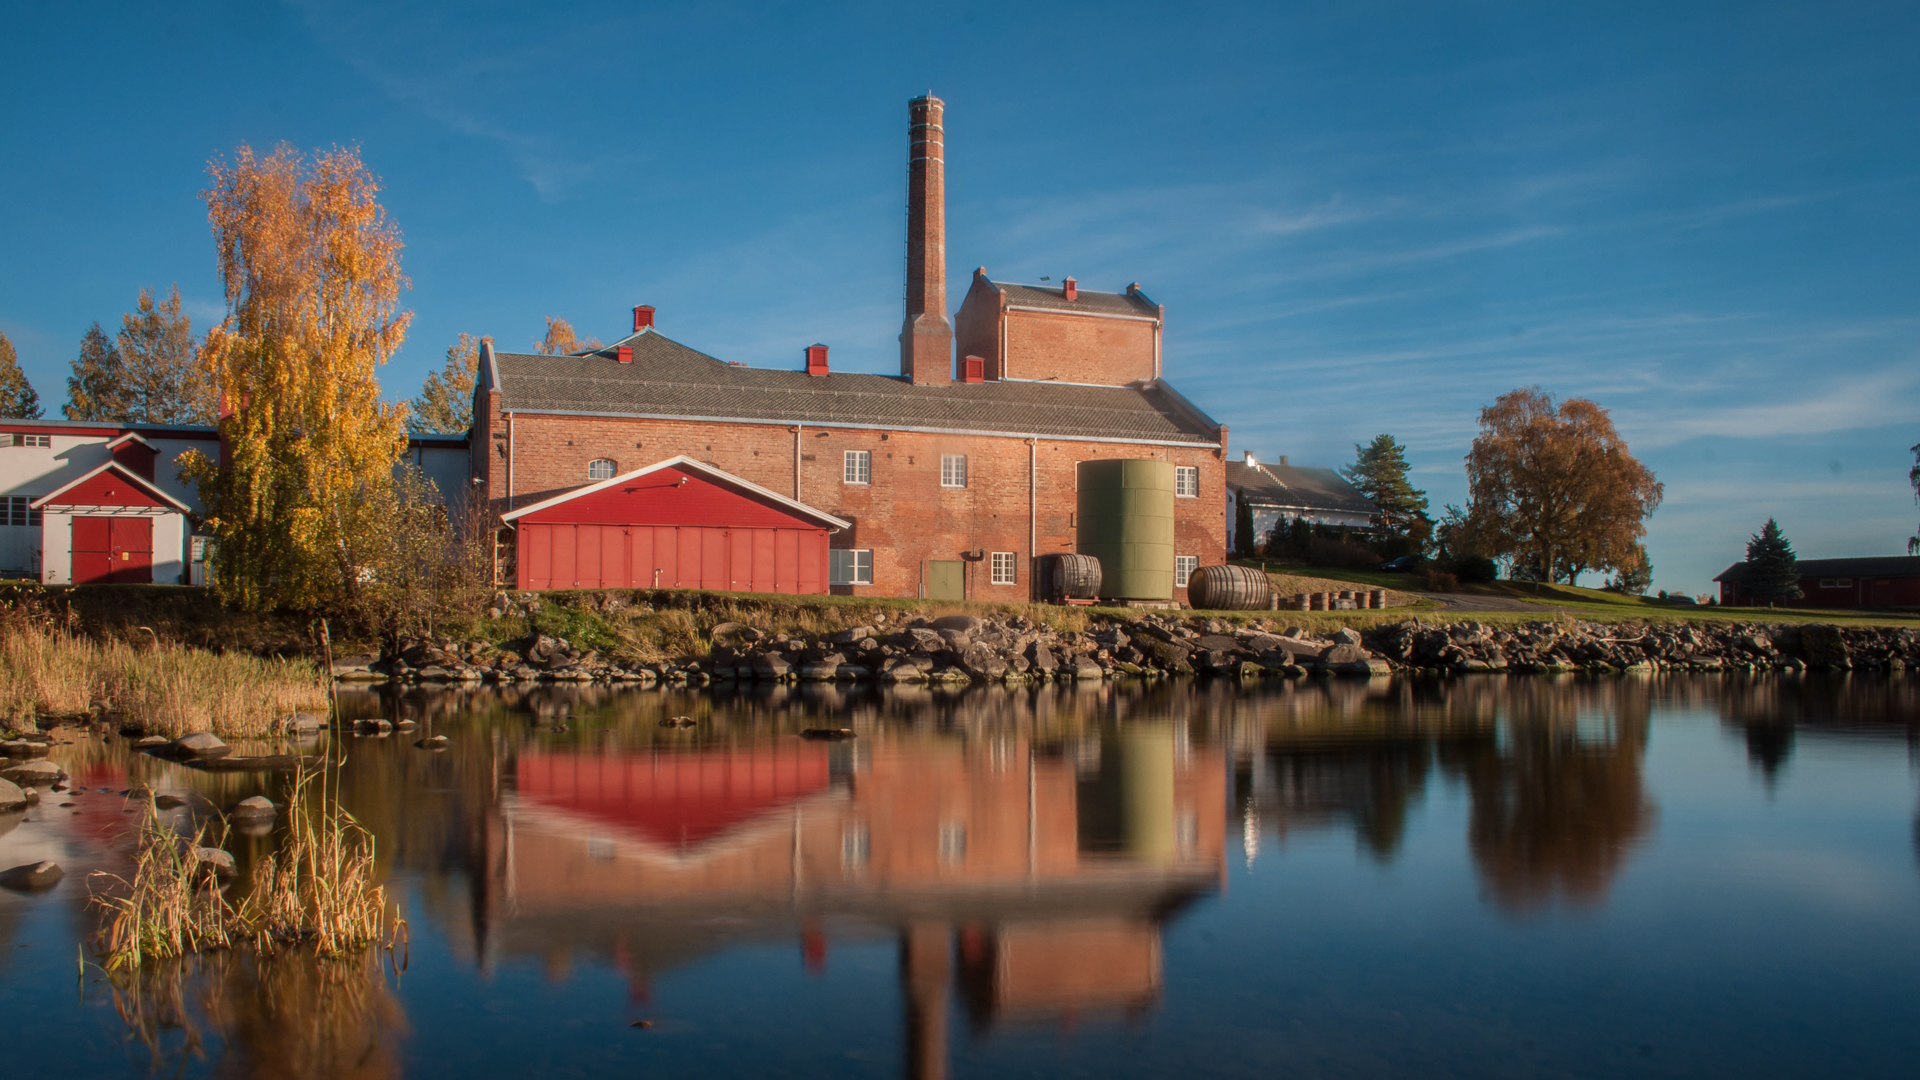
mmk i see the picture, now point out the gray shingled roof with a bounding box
[994,282,1159,319]
[1713,556,1920,583]
[491,330,1218,444]
[1227,460,1379,514]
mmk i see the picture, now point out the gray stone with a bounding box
[230,796,277,820]
[0,759,63,784]
[754,653,793,679]
[2,739,48,758]
[0,778,26,810]
[284,712,326,732]
[960,642,1009,680]
[1332,627,1363,646]
[0,860,64,891]
[1320,643,1370,666]
[172,732,231,758]
[798,661,842,682]
[1797,624,1850,668]
[1071,658,1106,681]
[830,626,875,644]
[931,614,985,633]
[135,735,169,748]
[415,735,451,750]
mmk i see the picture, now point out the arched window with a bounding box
[588,458,617,480]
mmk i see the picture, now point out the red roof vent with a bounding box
[617,345,633,364]
[961,355,985,383]
[632,305,655,332]
[805,343,829,376]
[1062,276,1078,302]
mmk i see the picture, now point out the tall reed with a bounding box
[93,767,396,969]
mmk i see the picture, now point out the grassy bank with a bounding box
[0,621,328,736]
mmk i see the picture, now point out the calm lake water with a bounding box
[4,675,1918,1078]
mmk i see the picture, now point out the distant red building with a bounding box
[1713,556,1920,609]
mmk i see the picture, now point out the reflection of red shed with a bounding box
[515,746,832,850]
[501,455,849,593]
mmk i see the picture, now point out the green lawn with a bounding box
[1240,560,1920,627]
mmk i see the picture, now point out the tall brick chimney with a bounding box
[901,94,952,385]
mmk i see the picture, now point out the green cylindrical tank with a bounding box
[1076,459,1175,600]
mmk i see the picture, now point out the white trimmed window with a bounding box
[1175,555,1198,587]
[587,458,617,480]
[990,551,1016,585]
[843,450,871,485]
[5,497,42,527]
[8,434,51,448]
[830,549,873,585]
[1174,466,1199,498]
[940,454,968,488]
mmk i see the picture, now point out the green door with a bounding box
[927,560,965,601]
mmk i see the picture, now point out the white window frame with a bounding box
[940,454,968,488]
[843,449,871,485]
[1174,466,1199,498]
[587,458,617,480]
[9,434,51,448]
[830,548,874,586]
[1175,555,1198,587]
[990,551,1016,585]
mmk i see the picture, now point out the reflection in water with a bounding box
[17,673,1917,1078]
[103,951,402,1079]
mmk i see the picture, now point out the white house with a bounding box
[1,419,473,586]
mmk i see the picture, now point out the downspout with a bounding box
[506,412,515,512]
[1028,437,1038,600]
[1153,308,1163,381]
[1000,291,1010,380]
[791,425,802,499]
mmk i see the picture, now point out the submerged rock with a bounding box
[0,759,64,784]
[170,732,231,758]
[415,735,451,749]
[0,860,64,892]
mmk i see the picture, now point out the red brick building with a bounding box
[473,94,1228,601]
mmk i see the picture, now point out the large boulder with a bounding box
[1139,638,1195,675]
[170,732,231,758]
[0,861,64,892]
[1071,658,1106,681]
[2,739,48,759]
[1331,627,1363,646]
[1028,642,1061,673]
[931,614,985,634]
[0,778,28,811]
[753,653,793,679]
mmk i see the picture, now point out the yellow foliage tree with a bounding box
[180,144,411,610]
[533,317,601,356]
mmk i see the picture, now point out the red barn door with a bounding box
[72,517,111,584]
[110,518,153,584]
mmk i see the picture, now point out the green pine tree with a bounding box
[63,321,133,421]
[1341,434,1429,538]
[0,330,43,419]
[1742,518,1801,607]
[117,284,216,424]
[409,333,481,434]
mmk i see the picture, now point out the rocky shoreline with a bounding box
[338,614,1916,687]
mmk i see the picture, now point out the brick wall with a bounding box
[486,411,1226,603]
[1003,309,1157,386]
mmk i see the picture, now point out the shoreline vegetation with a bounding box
[0,614,328,737]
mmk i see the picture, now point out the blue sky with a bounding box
[2,1,1916,595]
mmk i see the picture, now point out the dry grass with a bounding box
[92,768,396,970]
[0,620,327,737]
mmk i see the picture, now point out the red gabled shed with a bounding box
[501,455,849,593]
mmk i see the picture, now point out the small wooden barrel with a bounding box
[1187,564,1274,611]
[1357,590,1372,609]
[1050,553,1102,601]
[1370,588,1387,609]
[1294,593,1311,611]
[1310,592,1327,610]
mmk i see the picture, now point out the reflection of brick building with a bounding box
[476,725,1225,1079]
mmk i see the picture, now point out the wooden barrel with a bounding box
[1358,590,1372,609]
[1049,553,1103,600]
[1370,588,1387,610]
[1294,593,1311,611]
[1187,565,1273,611]
[1310,592,1327,611]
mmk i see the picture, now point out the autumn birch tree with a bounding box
[181,144,411,610]
[1464,387,1663,585]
